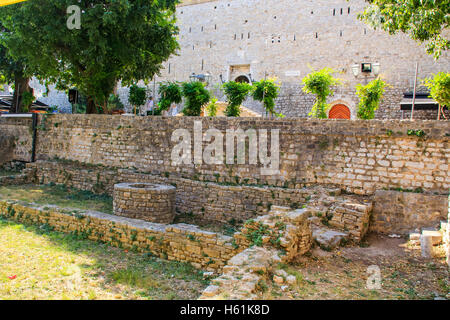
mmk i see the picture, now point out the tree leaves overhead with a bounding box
[0,0,180,108]
[359,0,449,59]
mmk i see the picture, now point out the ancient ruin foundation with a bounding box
[113,182,176,223]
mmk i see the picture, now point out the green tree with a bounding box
[206,98,218,117]
[107,93,124,113]
[223,81,252,117]
[356,78,387,120]
[424,72,450,118]
[252,78,282,117]
[0,0,179,114]
[128,84,147,115]
[158,81,183,113]
[0,23,33,113]
[302,68,341,119]
[181,81,210,116]
[359,0,449,59]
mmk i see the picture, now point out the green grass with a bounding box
[0,218,207,300]
[0,184,113,214]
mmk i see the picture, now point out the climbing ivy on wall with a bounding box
[356,78,387,120]
[424,72,450,110]
[158,81,183,113]
[302,68,341,119]
[181,81,210,116]
[252,78,283,118]
[223,81,253,117]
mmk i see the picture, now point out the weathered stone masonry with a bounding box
[1,115,449,232]
[141,0,450,120]
[30,115,450,196]
[0,200,239,270]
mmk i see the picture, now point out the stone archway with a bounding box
[235,75,250,83]
[329,104,351,119]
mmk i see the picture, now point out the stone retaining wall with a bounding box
[0,117,33,163]
[0,200,239,271]
[1,115,449,195]
[371,190,449,234]
[27,160,314,223]
[30,115,450,196]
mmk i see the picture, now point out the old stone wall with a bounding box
[0,200,239,271]
[30,115,449,196]
[371,190,449,234]
[0,117,33,163]
[27,160,313,223]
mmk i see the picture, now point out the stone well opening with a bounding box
[113,182,176,224]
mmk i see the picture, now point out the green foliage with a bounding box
[407,129,426,138]
[252,78,283,117]
[356,78,387,119]
[423,72,450,107]
[107,94,124,112]
[222,81,252,117]
[20,91,35,112]
[206,98,218,117]
[128,84,147,114]
[181,81,210,116]
[0,0,180,112]
[359,1,449,59]
[158,81,182,112]
[302,68,341,118]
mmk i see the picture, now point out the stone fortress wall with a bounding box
[127,0,450,119]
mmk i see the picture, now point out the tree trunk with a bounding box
[11,75,32,113]
[86,96,97,114]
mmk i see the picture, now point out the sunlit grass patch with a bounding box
[0,219,207,300]
[0,184,113,214]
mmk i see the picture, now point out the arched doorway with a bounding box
[234,75,250,83]
[329,104,351,119]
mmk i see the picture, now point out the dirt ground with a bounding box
[263,233,449,300]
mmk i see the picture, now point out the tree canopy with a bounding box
[359,0,449,59]
[0,0,180,113]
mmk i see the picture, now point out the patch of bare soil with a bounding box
[262,233,449,300]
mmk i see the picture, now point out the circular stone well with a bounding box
[113,182,176,224]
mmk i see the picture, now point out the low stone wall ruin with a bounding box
[0,200,240,271]
[372,190,449,234]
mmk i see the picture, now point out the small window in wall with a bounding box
[315,32,318,39]
[333,9,335,16]
[248,32,251,39]
[340,8,343,15]
[348,7,351,14]
[168,63,171,74]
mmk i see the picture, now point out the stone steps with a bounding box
[311,224,349,250]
